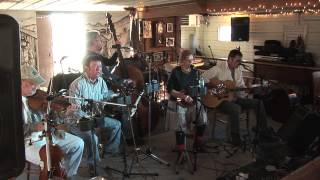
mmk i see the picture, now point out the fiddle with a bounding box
[28,89,70,113]
[38,109,67,180]
[31,89,68,179]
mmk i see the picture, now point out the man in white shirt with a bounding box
[202,49,272,146]
[21,65,84,179]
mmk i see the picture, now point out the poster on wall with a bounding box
[166,37,174,47]
[167,23,173,33]
[143,21,152,38]
[21,31,37,67]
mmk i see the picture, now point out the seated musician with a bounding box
[21,65,84,179]
[68,54,122,175]
[201,49,276,146]
[167,49,207,150]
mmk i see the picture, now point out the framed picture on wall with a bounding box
[153,21,166,47]
[167,23,173,33]
[166,37,175,47]
[143,21,152,38]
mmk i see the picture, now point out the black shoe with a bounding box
[259,132,280,143]
[193,143,209,153]
[231,133,242,147]
[259,128,280,143]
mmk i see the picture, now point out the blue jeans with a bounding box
[217,98,268,135]
[69,117,121,165]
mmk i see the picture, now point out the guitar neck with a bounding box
[230,87,250,92]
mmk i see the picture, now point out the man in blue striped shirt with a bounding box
[68,54,121,175]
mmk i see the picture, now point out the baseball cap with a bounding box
[21,65,45,85]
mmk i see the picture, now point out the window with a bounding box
[50,13,86,75]
[218,25,231,41]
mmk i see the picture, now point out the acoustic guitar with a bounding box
[201,80,253,108]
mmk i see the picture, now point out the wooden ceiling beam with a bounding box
[140,0,203,18]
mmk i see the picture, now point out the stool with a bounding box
[207,107,250,141]
[206,108,231,141]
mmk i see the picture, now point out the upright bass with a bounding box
[105,13,158,136]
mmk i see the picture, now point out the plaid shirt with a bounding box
[67,73,113,124]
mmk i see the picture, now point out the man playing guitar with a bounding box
[167,49,207,150]
[202,49,276,146]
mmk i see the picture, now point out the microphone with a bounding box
[207,45,216,66]
[208,45,214,57]
[47,89,68,101]
[60,56,68,64]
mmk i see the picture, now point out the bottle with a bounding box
[199,77,205,89]
[199,77,205,95]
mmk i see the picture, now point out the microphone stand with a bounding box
[208,45,217,65]
[100,97,158,179]
[60,56,68,91]
[137,56,170,167]
[65,95,158,179]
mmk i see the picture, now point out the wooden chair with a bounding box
[206,107,250,142]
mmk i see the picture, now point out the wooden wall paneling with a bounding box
[141,16,180,62]
[141,1,202,19]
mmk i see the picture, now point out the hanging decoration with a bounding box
[205,0,320,16]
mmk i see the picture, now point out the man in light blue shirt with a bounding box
[68,54,122,175]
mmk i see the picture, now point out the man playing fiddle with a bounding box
[21,65,84,179]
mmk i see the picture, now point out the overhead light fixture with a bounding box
[136,0,145,12]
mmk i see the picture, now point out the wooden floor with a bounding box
[16,113,282,180]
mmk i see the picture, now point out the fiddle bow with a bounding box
[38,78,67,180]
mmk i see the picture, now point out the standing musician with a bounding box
[167,49,207,150]
[68,54,122,175]
[21,65,84,179]
[86,30,119,67]
[86,31,129,86]
[201,49,277,146]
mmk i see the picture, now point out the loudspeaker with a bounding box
[278,106,320,155]
[231,17,249,41]
[0,14,25,179]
